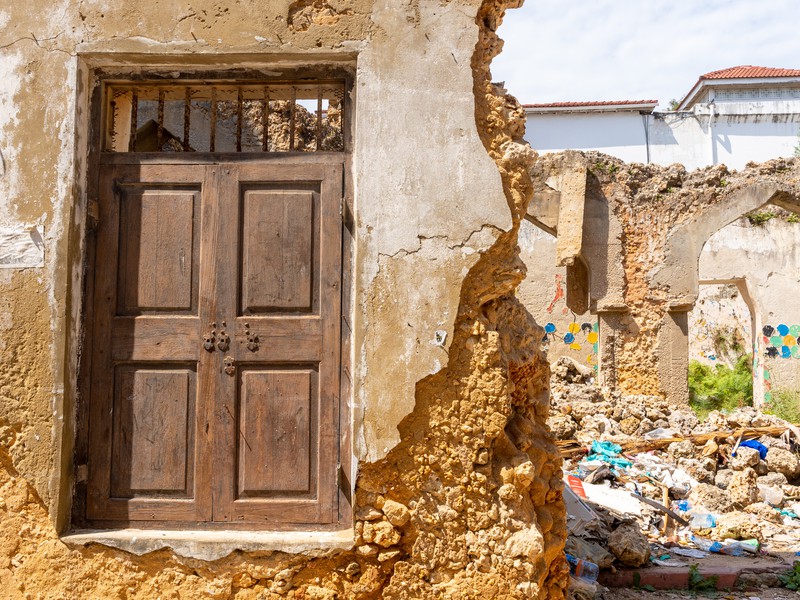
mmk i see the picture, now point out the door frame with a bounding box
[70,66,355,532]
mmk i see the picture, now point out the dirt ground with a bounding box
[603,589,795,599]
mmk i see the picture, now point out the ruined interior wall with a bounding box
[533,151,800,404]
[699,216,800,396]
[0,0,567,597]
[516,221,599,373]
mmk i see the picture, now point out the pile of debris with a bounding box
[549,358,800,596]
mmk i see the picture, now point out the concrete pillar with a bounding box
[657,309,690,405]
[597,310,627,390]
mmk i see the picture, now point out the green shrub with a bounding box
[765,389,800,424]
[688,355,753,420]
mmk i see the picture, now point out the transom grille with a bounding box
[104,81,346,153]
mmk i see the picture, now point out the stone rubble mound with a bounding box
[550,357,800,595]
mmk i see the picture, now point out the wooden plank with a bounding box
[86,167,121,519]
[210,164,240,522]
[237,369,314,495]
[110,367,195,497]
[241,190,314,313]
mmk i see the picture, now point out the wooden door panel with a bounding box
[214,162,342,526]
[87,164,211,524]
[118,189,199,314]
[241,190,315,313]
[233,318,323,361]
[111,367,196,497]
[237,369,316,496]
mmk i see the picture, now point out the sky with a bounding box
[492,0,800,109]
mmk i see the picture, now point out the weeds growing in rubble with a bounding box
[779,561,800,590]
[687,564,718,592]
[688,356,753,420]
[765,389,800,424]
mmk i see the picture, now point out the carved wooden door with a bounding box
[86,160,342,528]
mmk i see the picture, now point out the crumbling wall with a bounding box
[0,0,567,597]
[532,151,800,404]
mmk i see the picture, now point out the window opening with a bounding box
[105,81,345,153]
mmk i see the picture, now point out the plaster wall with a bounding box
[526,107,800,171]
[523,111,648,164]
[516,221,598,373]
[0,0,568,597]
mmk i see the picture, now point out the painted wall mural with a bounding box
[542,320,600,370]
[762,324,800,359]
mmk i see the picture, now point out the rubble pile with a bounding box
[550,358,800,596]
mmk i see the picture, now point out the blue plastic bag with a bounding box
[737,439,768,460]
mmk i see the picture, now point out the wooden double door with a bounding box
[85,159,343,528]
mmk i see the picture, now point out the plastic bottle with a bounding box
[689,513,717,529]
[565,553,600,582]
[690,535,744,556]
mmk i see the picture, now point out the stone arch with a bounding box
[656,183,800,305]
[655,182,800,405]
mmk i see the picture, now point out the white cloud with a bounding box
[492,0,800,108]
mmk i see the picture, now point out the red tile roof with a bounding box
[701,66,800,80]
[523,99,658,109]
[678,66,800,109]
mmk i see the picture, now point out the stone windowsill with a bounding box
[61,528,354,561]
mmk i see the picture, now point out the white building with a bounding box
[525,66,800,170]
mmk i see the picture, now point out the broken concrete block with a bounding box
[765,447,800,479]
[730,447,760,471]
[667,440,696,459]
[607,522,650,567]
[758,472,788,487]
[744,501,783,524]
[728,468,759,508]
[715,469,733,490]
[547,414,577,439]
[713,512,764,542]
[690,482,734,513]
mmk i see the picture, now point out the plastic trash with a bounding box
[586,440,632,468]
[690,513,717,529]
[737,439,768,460]
[589,440,622,457]
[736,539,760,554]
[643,427,677,441]
[675,500,690,513]
[758,484,784,507]
[565,553,600,582]
[690,535,757,556]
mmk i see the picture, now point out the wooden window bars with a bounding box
[104,81,346,153]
